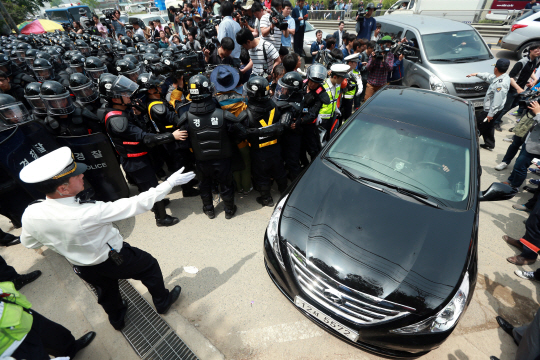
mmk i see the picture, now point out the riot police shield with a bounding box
[56,133,130,202]
[0,120,61,199]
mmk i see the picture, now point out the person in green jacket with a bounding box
[0,281,95,359]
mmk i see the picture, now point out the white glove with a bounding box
[167,167,196,187]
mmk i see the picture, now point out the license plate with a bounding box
[294,296,359,342]
[473,101,484,108]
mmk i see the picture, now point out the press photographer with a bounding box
[260,1,288,52]
[236,0,259,37]
[204,37,235,66]
[356,2,376,40]
[364,35,394,100]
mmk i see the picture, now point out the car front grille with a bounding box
[453,81,489,95]
[288,245,414,326]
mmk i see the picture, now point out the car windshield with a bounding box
[47,11,69,21]
[326,115,471,210]
[515,6,540,21]
[305,21,314,32]
[422,30,491,62]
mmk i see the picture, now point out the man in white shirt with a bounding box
[131,19,147,42]
[19,147,195,331]
[260,0,284,52]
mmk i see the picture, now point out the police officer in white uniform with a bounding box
[19,147,196,330]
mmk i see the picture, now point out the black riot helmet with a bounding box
[9,50,24,69]
[25,48,39,70]
[82,33,91,43]
[40,80,75,116]
[69,73,98,104]
[306,63,327,84]
[115,44,127,56]
[274,72,304,101]
[46,47,63,67]
[133,34,145,45]
[16,34,29,43]
[70,54,86,74]
[0,53,13,76]
[188,74,214,102]
[137,72,166,94]
[126,46,137,57]
[75,39,91,56]
[32,58,56,82]
[161,50,173,59]
[15,42,32,60]
[243,76,270,102]
[0,93,31,129]
[98,74,139,102]
[84,56,107,83]
[116,59,141,82]
[124,54,139,65]
[24,82,48,116]
[121,37,133,48]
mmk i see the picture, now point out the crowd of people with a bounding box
[0,0,537,358]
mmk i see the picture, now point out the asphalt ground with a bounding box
[0,45,538,360]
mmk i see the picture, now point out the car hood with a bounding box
[280,159,475,315]
[428,58,496,84]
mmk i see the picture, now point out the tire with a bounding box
[518,42,532,60]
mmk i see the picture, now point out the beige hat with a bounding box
[242,0,254,10]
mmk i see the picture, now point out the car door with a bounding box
[401,29,430,90]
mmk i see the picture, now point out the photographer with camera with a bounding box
[218,1,242,59]
[260,0,286,52]
[466,59,511,150]
[356,2,376,40]
[236,28,280,78]
[238,0,260,37]
[111,10,127,39]
[364,35,394,101]
[205,36,235,65]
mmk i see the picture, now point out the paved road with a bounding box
[0,43,538,360]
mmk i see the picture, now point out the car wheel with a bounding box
[518,43,531,60]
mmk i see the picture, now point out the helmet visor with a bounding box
[78,46,91,56]
[0,102,31,126]
[86,66,107,83]
[70,81,99,103]
[33,67,55,82]
[120,65,143,82]
[25,57,35,69]
[41,91,75,115]
[112,75,139,98]
[24,94,48,115]
[15,50,26,60]
[70,64,85,73]
[11,56,23,66]
[273,82,290,101]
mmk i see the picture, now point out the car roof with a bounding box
[361,87,472,139]
[377,15,474,34]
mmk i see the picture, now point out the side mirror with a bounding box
[479,182,517,202]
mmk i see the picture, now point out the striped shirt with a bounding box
[249,39,278,76]
[260,14,282,51]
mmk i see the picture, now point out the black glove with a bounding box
[132,99,147,114]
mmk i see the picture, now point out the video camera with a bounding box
[519,88,540,111]
[392,43,415,57]
[356,4,365,21]
[147,50,206,79]
[270,7,288,31]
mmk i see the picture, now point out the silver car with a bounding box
[501,8,540,59]
[376,15,495,109]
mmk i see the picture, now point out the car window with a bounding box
[68,7,90,22]
[305,21,314,32]
[404,30,419,49]
[47,11,69,21]
[422,30,491,62]
[326,115,471,210]
[379,22,405,42]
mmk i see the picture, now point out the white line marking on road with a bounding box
[238,320,324,347]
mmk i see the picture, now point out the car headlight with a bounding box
[429,75,449,94]
[390,272,470,334]
[267,194,289,270]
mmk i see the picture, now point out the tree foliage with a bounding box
[1,0,45,25]
[79,0,99,11]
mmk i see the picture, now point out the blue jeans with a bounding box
[502,135,525,165]
[508,145,536,188]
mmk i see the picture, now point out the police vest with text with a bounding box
[187,108,233,161]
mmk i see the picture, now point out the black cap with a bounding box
[495,58,510,72]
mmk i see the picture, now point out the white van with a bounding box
[384,0,485,23]
[127,4,146,13]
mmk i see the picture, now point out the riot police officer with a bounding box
[32,58,69,87]
[301,64,330,161]
[237,76,288,207]
[84,56,109,84]
[39,80,101,136]
[24,82,48,122]
[176,75,240,219]
[274,72,305,181]
[68,73,104,132]
[0,53,35,90]
[99,73,185,227]
[116,59,142,83]
[68,53,87,76]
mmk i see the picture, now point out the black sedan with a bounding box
[263,86,515,357]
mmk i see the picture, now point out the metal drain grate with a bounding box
[86,279,199,360]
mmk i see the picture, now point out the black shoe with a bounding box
[156,215,179,227]
[256,196,274,207]
[225,205,237,220]
[496,316,514,338]
[157,286,181,314]
[480,144,494,151]
[182,187,200,197]
[114,299,129,331]
[74,331,96,353]
[0,232,20,247]
[495,125,503,132]
[203,207,215,219]
[523,185,538,193]
[12,270,42,290]
[490,357,500,360]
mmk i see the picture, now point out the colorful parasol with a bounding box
[17,21,32,30]
[20,19,64,34]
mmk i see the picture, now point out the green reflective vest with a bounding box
[344,70,360,99]
[0,282,33,356]
[318,80,340,120]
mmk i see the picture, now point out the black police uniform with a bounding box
[276,93,304,181]
[300,79,330,160]
[238,98,288,205]
[41,103,101,137]
[177,96,240,217]
[10,70,36,90]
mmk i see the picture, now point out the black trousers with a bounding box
[293,29,305,56]
[283,131,303,181]
[196,158,234,211]
[73,242,169,329]
[341,98,354,122]
[302,124,321,160]
[476,110,499,149]
[251,147,288,192]
[12,310,77,359]
[0,255,18,282]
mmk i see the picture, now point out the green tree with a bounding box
[49,0,62,7]
[79,0,99,11]
[0,0,45,25]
